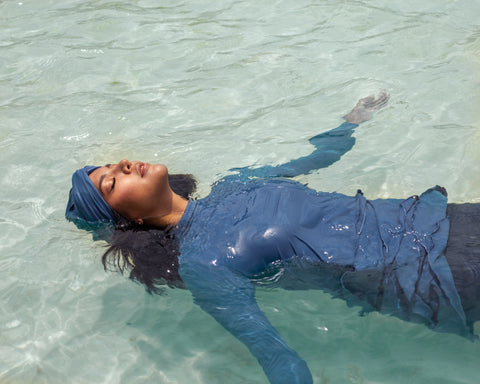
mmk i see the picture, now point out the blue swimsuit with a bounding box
[175,122,467,384]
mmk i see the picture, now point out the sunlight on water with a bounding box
[1,0,480,383]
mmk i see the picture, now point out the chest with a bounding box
[187,184,367,276]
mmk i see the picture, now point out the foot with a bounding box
[343,91,390,124]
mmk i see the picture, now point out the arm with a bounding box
[233,121,358,178]
[180,261,313,384]
[232,92,390,179]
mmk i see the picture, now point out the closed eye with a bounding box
[98,165,114,195]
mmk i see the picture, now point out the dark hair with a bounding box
[102,174,196,294]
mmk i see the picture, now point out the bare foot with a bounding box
[343,91,390,124]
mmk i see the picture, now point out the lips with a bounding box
[136,162,148,177]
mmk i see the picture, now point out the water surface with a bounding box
[1,0,480,383]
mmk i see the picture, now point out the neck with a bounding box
[143,191,189,228]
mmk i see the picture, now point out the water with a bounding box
[1,0,480,382]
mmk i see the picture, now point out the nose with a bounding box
[116,159,132,174]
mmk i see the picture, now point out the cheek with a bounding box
[108,185,138,214]
[112,182,157,218]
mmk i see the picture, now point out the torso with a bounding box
[175,177,468,334]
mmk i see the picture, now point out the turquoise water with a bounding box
[1,0,480,383]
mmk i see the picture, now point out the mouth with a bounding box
[136,162,148,177]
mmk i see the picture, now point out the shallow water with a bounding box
[1,0,480,383]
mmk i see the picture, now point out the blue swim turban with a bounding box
[65,165,116,241]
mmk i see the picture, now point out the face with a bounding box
[89,159,170,221]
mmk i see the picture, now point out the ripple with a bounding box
[1,0,480,383]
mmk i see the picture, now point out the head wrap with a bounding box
[65,165,116,241]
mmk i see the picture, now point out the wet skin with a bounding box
[89,159,187,226]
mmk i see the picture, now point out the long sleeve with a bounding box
[232,122,358,178]
[180,260,313,384]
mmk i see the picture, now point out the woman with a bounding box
[66,92,479,384]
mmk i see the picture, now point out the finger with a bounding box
[377,91,390,103]
[377,91,390,102]
[366,92,390,109]
[376,93,390,107]
[358,95,375,105]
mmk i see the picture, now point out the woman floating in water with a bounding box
[66,92,479,384]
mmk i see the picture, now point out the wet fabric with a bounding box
[66,165,116,240]
[444,203,480,326]
[175,122,467,384]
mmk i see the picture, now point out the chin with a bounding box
[149,164,169,189]
[150,163,168,175]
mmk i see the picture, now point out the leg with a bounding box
[444,203,480,327]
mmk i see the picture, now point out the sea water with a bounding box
[1,0,480,383]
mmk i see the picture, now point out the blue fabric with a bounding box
[230,122,358,178]
[65,165,115,240]
[175,122,467,384]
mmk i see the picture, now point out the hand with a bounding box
[343,91,390,124]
